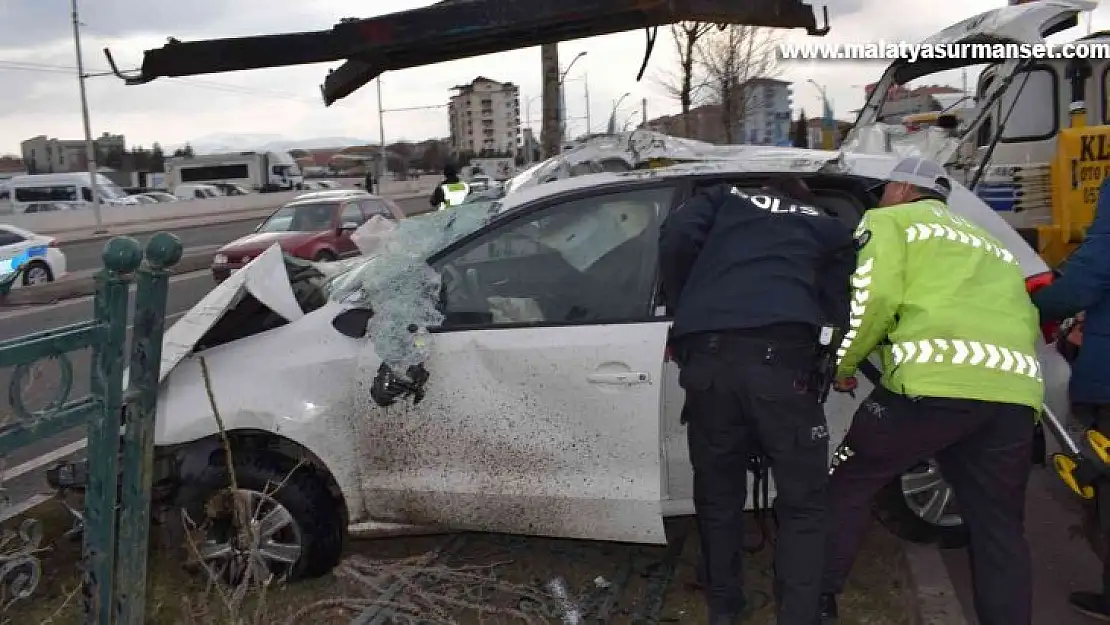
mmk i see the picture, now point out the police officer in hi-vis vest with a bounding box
[430,163,470,210]
[821,157,1043,625]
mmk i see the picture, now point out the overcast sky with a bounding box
[0,0,1107,154]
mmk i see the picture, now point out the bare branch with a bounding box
[695,25,784,143]
[651,21,714,137]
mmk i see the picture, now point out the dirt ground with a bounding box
[1,502,914,624]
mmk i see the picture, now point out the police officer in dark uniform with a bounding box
[659,179,854,625]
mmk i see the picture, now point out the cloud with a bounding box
[0,0,1104,156]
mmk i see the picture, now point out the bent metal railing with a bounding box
[0,232,181,623]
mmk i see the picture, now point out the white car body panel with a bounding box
[154,140,1070,542]
[356,322,669,543]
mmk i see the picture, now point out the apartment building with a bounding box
[737,78,793,146]
[20,133,126,174]
[448,77,521,154]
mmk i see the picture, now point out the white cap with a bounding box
[886,156,952,200]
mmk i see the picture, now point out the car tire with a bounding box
[22,260,53,286]
[873,461,969,549]
[174,450,346,581]
[313,250,337,262]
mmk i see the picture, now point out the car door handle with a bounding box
[586,372,651,385]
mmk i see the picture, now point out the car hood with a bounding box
[159,244,306,383]
[220,231,319,254]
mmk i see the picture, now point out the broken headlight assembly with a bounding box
[371,362,430,406]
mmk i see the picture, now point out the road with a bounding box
[57,195,430,273]
[942,468,1104,624]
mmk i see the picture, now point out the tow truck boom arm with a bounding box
[106,0,828,105]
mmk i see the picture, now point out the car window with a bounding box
[359,199,393,220]
[340,202,365,226]
[14,185,77,202]
[433,186,672,328]
[0,228,26,247]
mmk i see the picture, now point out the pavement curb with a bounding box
[0,253,212,306]
[901,542,969,625]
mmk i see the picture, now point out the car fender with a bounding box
[155,295,370,522]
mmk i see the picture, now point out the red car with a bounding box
[211,191,406,282]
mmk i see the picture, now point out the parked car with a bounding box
[173,183,222,200]
[0,224,67,286]
[131,194,159,204]
[210,192,405,282]
[468,174,493,192]
[211,182,252,196]
[132,151,1068,581]
[139,192,178,203]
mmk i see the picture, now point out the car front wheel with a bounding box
[874,460,969,549]
[174,450,346,581]
[22,260,53,286]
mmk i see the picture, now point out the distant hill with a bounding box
[165,133,374,154]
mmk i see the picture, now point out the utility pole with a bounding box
[642,98,648,129]
[72,0,104,232]
[540,44,561,159]
[584,74,591,137]
[377,77,386,192]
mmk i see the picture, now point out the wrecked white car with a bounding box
[134,148,1068,580]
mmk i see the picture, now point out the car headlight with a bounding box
[213,254,228,265]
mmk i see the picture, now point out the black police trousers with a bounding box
[823,385,1035,625]
[675,325,830,624]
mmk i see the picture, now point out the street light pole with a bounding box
[558,51,587,150]
[808,79,834,150]
[609,92,631,133]
[71,0,104,232]
[377,77,386,192]
[584,73,591,137]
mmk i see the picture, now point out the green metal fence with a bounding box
[0,232,182,624]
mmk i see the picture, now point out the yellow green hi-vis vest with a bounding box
[836,198,1044,412]
[437,182,470,210]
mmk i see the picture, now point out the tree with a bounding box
[654,22,714,138]
[792,110,809,148]
[696,25,781,144]
[172,143,194,158]
[151,143,165,172]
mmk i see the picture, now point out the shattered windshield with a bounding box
[259,202,336,233]
[323,200,502,371]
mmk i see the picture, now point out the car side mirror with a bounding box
[332,307,374,338]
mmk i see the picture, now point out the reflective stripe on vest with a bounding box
[904,222,1018,265]
[437,182,470,210]
[889,339,1042,381]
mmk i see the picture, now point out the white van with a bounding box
[7,173,136,214]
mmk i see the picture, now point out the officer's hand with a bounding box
[833,376,858,393]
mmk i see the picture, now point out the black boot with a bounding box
[1070,591,1110,621]
[819,593,839,624]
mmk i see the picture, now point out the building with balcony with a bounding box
[736,78,793,146]
[448,77,521,155]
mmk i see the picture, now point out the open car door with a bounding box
[847,0,1096,141]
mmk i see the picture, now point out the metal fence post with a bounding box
[82,236,143,624]
[115,233,182,624]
